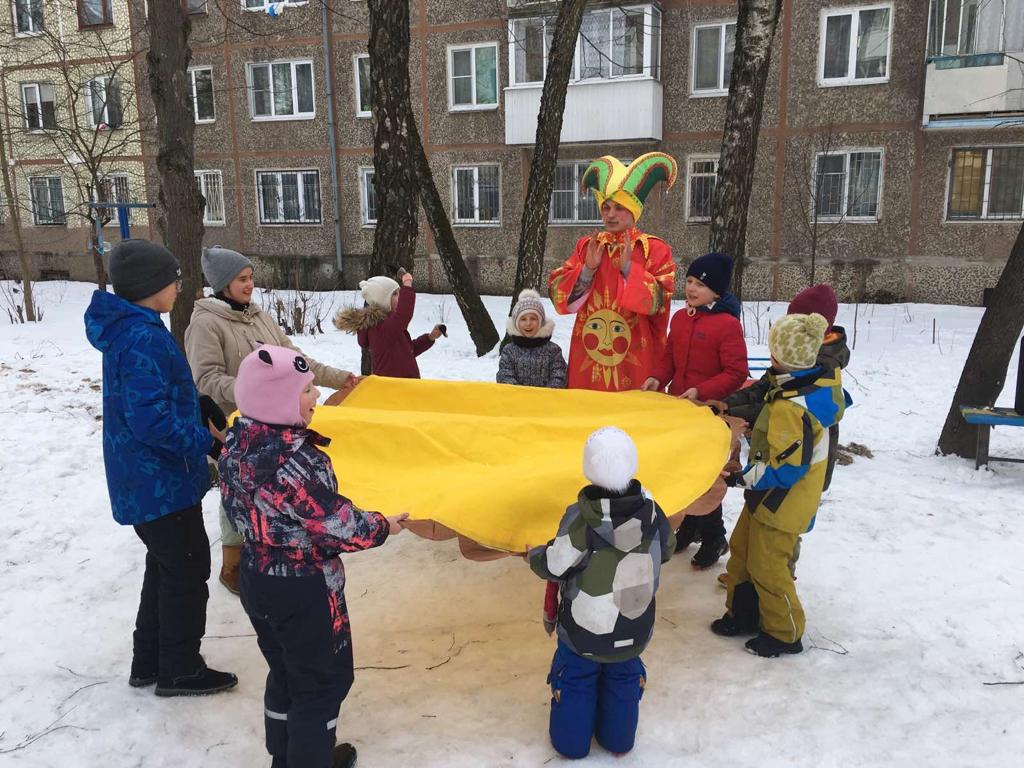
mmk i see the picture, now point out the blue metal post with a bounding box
[117,205,130,239]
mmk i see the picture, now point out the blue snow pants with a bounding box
[241,568,354,768]
[547,640,646,759]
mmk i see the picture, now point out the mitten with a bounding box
[199,395,227,459]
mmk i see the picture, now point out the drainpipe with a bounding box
[322,0,344,274]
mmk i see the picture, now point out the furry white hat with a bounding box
[360,276,401,310]
[582,426,638,493]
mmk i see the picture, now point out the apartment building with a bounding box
[3,0,1023,303]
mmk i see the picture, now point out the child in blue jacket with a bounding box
[84,239,236,697]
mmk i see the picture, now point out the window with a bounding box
[85,76,123,129]
[813,150,883,221]
[185,0,208,13]
[686,157,719,222]
[243,0,306,9]
[927,0,980,57]
[195,170,225,225]
[189,67,215,123]
[359,168,376,225]
[22,84,57,131]
[947,147,1024,221]
[29,177,65,225]
[509,5,661,86]
[549,162,600,223]
[819,4,892,86]
[354,54,371,118]
[100,173,134,224]
[448,43,498,110]
[452,165,500,225]
[78,0,113,26]
[14,0,44,34]
[692,22,735,96]
[256,170,321,224]
[248,61,315,120]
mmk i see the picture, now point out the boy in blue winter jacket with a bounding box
[84,239,236,697]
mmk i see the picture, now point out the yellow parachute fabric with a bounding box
[308,376,732,554]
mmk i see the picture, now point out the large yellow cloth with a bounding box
[308,376,732,553]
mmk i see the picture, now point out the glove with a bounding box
[199,395,227,459]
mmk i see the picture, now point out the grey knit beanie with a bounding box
[201,246,253,294]
[511,288,546,326]
[108,239,181,302]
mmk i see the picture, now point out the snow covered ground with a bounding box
[1,281,1022,768]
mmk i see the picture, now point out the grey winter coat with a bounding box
[496,316,568,388]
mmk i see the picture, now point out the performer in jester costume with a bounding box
[548,153,677,392]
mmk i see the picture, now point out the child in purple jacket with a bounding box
[219,344,407,768]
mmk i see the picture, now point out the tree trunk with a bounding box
[937,223,1024,458]
[409,118,498,356]
[510,0,588,308]
[146,0,205,349]
[709,0,784,300]
[0,128,36,321]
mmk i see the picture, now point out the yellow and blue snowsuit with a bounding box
[726,366,846,643]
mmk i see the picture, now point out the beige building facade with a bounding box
[3,0,1023,304]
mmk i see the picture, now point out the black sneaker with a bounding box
[710,612,758,637]
[745,632,803,658]
[154,665,238,697]
[691,536,729,570]
[333,743,358,768]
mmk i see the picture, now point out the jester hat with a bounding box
[581,152,678,223]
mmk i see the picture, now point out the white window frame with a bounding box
[508,4,662,87]
[548,161,601,225]
[358,167,376,226]
[690,21,735,97]
[685,155,719,223]
[242,0,307,11]
[85,75,122,129]
[945,145,1024,222]
[818,4,894,87]
[99,173,135,225]
[21,83,56,132]
[29,176,66,226]
[927,0,980,58]
[812,148,885,223]
[353,53,371,119]
[195,170,226,226]
[255,168,322,226]
[451,164,501,226]
[247,60,316,121]
[13,0,44,36]
[188,66,216,124]
[447,42,500,112]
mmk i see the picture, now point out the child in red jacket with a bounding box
[642,252,748,568]
[334,270,444,378]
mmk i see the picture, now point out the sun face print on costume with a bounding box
[583,309,632,368]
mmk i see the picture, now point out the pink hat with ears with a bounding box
[234,344,315,427]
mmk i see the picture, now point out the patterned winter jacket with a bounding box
[496,315,567,388]
[84,291,212,526]
[737,366,846,535]
[529,481,676,663]
[219,417,390,648]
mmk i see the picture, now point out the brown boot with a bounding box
[219,545,241,596]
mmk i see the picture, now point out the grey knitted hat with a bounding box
[108,239,180,302]
[511,288,546,326]
[201,246,253,294]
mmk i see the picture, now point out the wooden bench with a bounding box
[960,406,1024,470]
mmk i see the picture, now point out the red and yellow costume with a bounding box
[548,152,678,392]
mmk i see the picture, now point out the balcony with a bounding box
[923,52,1024,126]
[504,78,663,145]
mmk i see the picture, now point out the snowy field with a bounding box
[1,281,1022,768]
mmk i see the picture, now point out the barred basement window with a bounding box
[452,165,500,225]
[85,76,123,129]
[249,61,315,120]
[189,67,215,123]
[549,162,600,224]
[687,157,718,222]
[813,150,883,221]
[22,83,57,131]
[948,147,1024,221]
[195,170,225,225]
[30,177,66,225]
[256,170,321,225]
[359,168,376,226]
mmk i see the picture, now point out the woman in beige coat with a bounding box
[184,246,356,594]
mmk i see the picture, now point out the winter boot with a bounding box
[745,632,803,658]
[332,743,358,768]
[154,665,238,697]
[220,544,241,596]
[691,535,728,569]
[128,662,158,688]
[674,516,701,554]
[710,612,759,637]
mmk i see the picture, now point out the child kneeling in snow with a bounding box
[527,428,676,759]
[334,269,443,378]
[219,345,407,768]
[711,313,846,658]
[497,289,567,388]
